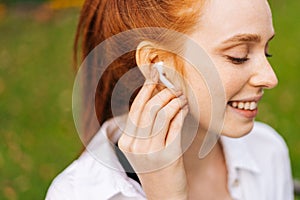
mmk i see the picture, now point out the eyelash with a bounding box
[226,56,249,65]
[226,53,273,65]
[265,53,272,58]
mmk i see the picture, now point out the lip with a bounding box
[227,95,263,119]
[228,105,258,119]
[228,95,263,103]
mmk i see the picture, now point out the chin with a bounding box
[221,119,255,138]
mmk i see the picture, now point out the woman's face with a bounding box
[182,0,278,137]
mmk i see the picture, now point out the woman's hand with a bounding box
[118,68,189,200]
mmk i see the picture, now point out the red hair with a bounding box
[74,0,204,144]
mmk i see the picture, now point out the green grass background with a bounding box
[0,1,299,199]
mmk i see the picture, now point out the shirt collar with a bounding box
[89,117,263,177]
[86,116,261,198]
[221,135,261,175]
[85,116,144,199]
[92,116,262,175]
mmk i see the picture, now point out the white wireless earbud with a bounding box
[153,62,175,89]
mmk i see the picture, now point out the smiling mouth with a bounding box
[228,101,258,111]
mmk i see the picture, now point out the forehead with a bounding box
[195,0,274,44]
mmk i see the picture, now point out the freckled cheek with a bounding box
[217,67,248,100]
[183,71,212,121]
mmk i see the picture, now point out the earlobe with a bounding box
[136,41,158,79]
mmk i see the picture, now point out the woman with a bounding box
[46,0,294,199]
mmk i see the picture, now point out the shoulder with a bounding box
[45,151,122,200]
[45,119,146,200]
[45,159,78,200]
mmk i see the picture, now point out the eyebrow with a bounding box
[221,34,262,45]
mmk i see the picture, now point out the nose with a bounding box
[249,59,278,89]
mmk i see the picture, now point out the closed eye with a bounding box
[226,56,249,65]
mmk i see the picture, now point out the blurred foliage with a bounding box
[2,0,83,8]
[49,0,83,10]
[257,0,300,179]
[0,6,82,200]
[0,1,299,199]
[0,0,84,8]
[2,0,48,5]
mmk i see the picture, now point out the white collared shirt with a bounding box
[46,118,294,200]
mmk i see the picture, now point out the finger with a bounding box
[119,121,152,154]
[135,88,183,138]
[130,69,159,113]
[147,88,183,109]
[150,95,188,149]
[118,132,134,153]
[126,69,159,136]
[165,105,189,147]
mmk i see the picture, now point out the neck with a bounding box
[182,117,226,174]
[182,124,230,199]
[180,115,230,198]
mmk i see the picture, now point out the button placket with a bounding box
[230,168,243,200]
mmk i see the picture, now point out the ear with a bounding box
[136,41,159,79]
[136,41,182,90]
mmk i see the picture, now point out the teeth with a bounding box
[244,102,250,110]
[232,102,238,108]
[230,101,257,110]
[250,102,257,110]
[238,102,244,109]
